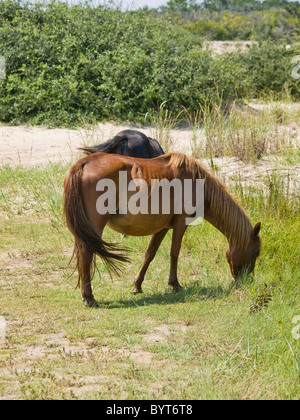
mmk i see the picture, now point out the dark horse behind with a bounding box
[80,129,164,158]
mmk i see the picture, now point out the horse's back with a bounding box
[80,129,164,158]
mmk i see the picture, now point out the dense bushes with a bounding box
[0,1,214,125]
[161,0,300,41]
[228,43,300,99]
[0,1,299,126]
[183,9,300,41]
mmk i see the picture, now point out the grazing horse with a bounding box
[80,129,164,158]
[64,152,261,307]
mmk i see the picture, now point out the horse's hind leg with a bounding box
[132,228,169,293]
[76,240,97,307]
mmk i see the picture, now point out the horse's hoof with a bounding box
[132,287,143,294]
[84,299,99,308]
[171,284,183,292]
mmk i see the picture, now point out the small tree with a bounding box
[166,0,200,13]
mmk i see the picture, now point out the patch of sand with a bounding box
[204,40,258,55]
[0,121,199,167]
[0,123,129,166]
[0,117,299,188]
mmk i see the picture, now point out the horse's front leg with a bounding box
[132,228,169,293]
[169,219,187,291]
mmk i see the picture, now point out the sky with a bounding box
[76,0,169,9]
[119,0,168,8]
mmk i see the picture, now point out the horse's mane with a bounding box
[162,153,253,247]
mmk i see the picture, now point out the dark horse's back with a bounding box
[80,130,164,158]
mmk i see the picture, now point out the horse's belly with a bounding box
[107,214,173,236]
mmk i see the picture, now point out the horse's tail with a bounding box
[63,160,130,285]
[79,136,124,155]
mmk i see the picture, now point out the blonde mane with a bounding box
[162,153,253,248]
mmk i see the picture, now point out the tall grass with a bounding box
[180,101,300,163]
[232,169,300,219]
[144,102,185,152]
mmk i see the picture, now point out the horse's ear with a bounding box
[253,222,261,236]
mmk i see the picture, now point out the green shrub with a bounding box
[0,1,299,127]
[0,1,221,125]
[183,9,300,41]
[229,42,300,99]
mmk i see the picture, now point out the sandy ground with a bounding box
[0,123,125,166]
[0,106,299,188]
[204,40,258,55]
[0,122,199,166]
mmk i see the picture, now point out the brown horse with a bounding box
[64,152,261,307]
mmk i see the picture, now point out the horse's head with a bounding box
[226,222,261,279]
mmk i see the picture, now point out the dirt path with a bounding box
[0,122,197,166]
[0,119,299,189]
[0,123,131,166]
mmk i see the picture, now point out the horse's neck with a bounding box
[203,177,252,248]
[204,211,228,238]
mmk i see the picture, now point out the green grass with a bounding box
[0,161,299,400]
